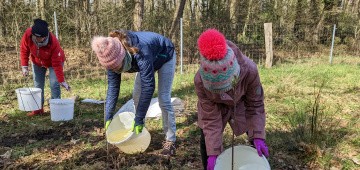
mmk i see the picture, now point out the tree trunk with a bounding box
[168,0,186,39]
[242,0,253,37]
[196,0,202,21]
[36,0,39,17]
[0,1,4,38]
[133,0,144,31]
[39,0,45,19]
[75,1,81,47]
[310,0,321,45]
[229,0,238,30]
[293,0,308,41]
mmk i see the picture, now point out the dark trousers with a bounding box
[200,129,208,170]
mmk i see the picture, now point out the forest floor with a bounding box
[0,49,359,169]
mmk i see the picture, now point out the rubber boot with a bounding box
[27,108,44,116]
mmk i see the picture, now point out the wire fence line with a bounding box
[0,11,359,87]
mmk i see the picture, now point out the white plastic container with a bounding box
[214,145,271,170]
[15,88,42,111]
[49,99,75,121]
[106,112,151,154]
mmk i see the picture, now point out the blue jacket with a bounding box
[105,31,175,125]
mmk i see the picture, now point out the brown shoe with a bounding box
[27,108,44,116]
[160,140,176,156]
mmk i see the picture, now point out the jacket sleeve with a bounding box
[51,39,65,83]
[195,73,224,156]
[20,31,30,67]
[105,70,121,121]
[134,51,155,125]
[244,65,266,140]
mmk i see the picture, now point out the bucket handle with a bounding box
[19,74,41,110]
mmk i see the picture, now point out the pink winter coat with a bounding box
[194,41,266,156]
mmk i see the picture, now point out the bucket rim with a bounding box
[49,99,75,104]
[15,87,42,94]
[215,145,271,169]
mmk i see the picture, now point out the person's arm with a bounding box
[50,36,66,83]
[20,31,30,67]
[105,70,121,121]
[133,52,155,126]
[244,65,266,141]
[194,73,224,156]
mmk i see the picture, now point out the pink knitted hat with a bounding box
[197,29,240,93]
[91,36,126,71]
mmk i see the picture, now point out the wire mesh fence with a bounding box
[0,8,359,88]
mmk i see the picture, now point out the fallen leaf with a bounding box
[352,157,360,165]
[32,148,39,153]
[28,139,37,143]
[86,153,95,159]
[70,138,80,144]
[10,133,19,137]
[0,149,12,159]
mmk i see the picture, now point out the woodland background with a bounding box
[0,0,359,169]
[0,0,359,84]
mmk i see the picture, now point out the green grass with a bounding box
[0,55,359,169]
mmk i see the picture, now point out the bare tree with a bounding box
[229,0,238,30]
[293,0,308,41]
[134,0,144,31]
[168,0,186,39]
[39,0,45,19]
[0,1,4,38]
[242,0,253,37]
[310,0,322,45]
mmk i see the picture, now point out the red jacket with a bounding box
[194,41,266,156]
[20,28,66,83]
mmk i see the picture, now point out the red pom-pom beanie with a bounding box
[197,29,240,93]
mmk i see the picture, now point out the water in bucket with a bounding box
[49,99,75,121]
[107,129,132,143]
[15,88,42,111]
[214,145,271,170]
[106,112,151,154]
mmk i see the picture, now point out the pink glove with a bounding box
[60,82,71,91]
[207,155,217,170]
[254,138,269,157]
[22,66,29,76]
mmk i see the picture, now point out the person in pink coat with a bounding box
[194,29,269,170]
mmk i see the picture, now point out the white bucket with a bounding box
[214,145,271,170]
[106,112,151,154]
[15,88,42,111]
[49,99,75,121]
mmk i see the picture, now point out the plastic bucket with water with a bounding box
[49,99,75,121]
[106,112,151,154]
[15,88,42,111]
[215,145,271,170]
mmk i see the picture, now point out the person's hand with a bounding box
[60,82,71,91]
[207,155,217,170]
[132,120,143,134]
[105,120,111,130]
[254,138,269,157]
[21,66,29,76]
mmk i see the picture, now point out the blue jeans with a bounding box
[133,53,177,142]
[32,63,61,107]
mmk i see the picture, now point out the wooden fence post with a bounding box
[264,23,273,68]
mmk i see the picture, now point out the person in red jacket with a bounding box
[194,29,269,170]
[20,18,71,116]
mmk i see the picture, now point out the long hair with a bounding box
[109,30,139,55]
